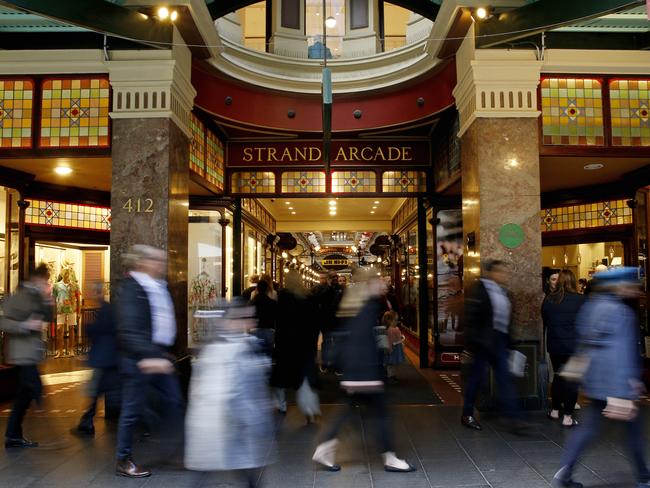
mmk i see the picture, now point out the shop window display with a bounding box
[399,226,419,335]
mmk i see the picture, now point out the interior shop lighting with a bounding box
[285,201,291,205]
[170,10,178,21]
[54,166,72,175]
[373,201,379,204]
[291,211,296,215]
[329,211,337,216]
[325,16,337,28]
[281,252,288,259]
[370,211,375,214]
[475,7,488,19]
[157,6,169,19]
[284,268,289,273]
[329,200,337,206]
[584,163,604,171]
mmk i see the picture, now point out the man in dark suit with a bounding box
[461,260,522,431]
[114,245,184,478]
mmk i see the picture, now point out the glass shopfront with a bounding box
[399,224,419,336]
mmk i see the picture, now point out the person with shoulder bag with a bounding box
[552,267,650,488]
[0,263,53,448]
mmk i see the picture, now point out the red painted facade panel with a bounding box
[192,61,456,132]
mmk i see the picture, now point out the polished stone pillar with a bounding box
[460,117,542,342]
[110,118,189,352]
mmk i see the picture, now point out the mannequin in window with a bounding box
[189,258,218,342]
[52,262,81,357]
[308,35,332,60]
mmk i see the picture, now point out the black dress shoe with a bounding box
[73,425,95,436]
[461,415,483,431]
[116,458,151,478]
[5,437,38,448]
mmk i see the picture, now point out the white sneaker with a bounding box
[574,403,581,410]
[312,439,340,471]
[562,415,578,427]
[549,409,560,419]
[382,451,416,472]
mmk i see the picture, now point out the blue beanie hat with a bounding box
[593,266,639,284]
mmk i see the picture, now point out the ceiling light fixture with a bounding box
[370,211,375,214]
[285,202,291,205]
[584,163,604,171]
[475,7,488,19]
[329,200,337,205]
[291,211,296,215]
[329,211,337,216]
[54,166,72,175]
[325,16,337,28]
[169,10,178,21]
[373,201,380,204]
[288,207,293,210]
[157,6,169,19]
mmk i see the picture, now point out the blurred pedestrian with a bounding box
[251,279,277,356]
[1,263,52,448]
[114,245,184,478]
[312,268,415,473]
[552,267,650,488]
[251,274,277,302]
[383,311,405,382]
[185,298,275,487]
[76,282,119,436]
[461,260,524,432]
[312,271,343,373]
[242,275,260,302]
[270,270,320,420]
[542,270,584,427]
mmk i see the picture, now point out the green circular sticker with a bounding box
[499,223,525,249]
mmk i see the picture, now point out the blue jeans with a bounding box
[116,357,184,460]
[462,331,520,419]
[561,398,650,482]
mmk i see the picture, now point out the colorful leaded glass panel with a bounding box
[206,131,225,191]
[25,200,111,231]
[382,171,426,193]
[331,171,376,193]
[40,78,110,148]
[189,114,205,175]
[609,79,650,147]
[0,79,33,148]
[281,171,326,193]
[541,78,604,146]
[540,200,632,232]
[231,172,276,194]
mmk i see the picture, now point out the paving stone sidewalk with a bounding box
[0,404,646,487]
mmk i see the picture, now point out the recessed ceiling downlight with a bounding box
[584,163,604,171]
[54,166,72,175]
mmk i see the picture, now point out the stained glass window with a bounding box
[610,79,650,147]
[541,78,604,146]
[231,172,276,194]
[541,200,632,232]
[0,79,33,148]
[281,171,326,193]
[206,131,225,191]
[382,171,426,193]
[189,114,205,175]
[25,200,111,231]
[331,171,376,193]
[40,78,110,148]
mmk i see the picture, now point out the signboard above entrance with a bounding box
[227,141,430,167]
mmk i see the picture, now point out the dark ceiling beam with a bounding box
[207,0,440,21]
[0,0,173,47]
[475,0,644,48]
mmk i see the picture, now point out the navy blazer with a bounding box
[116,276,165,360]
[464,279,513,353]
[87,300,119,368]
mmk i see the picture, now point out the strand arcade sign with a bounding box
[227,140,430,167]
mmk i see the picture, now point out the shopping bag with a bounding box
[559,354,590,382]
[296,378,321,417]
[508,350,527,378]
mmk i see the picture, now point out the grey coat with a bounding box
[0,285,51,365]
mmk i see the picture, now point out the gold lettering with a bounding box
[243,147,253,162]
[361,147,373,161]
[388,147,400,161]
[255,147,264,161]
[402,147,413,161]
[335,146,347,161]
[282,147,293,161]
[309,147,322,161]
[295,146,307,162]
[375,146,386,161]
[267,147,278,162]
[349,147,360,161]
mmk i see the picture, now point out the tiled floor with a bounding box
[0,357,646,487]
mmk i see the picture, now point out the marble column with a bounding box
[110,118,189,352]
[461,117,542,342]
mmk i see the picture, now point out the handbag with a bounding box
[508,350,527,378]
[559,353,591,382]
[296,378,321,417]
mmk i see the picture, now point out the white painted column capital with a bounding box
[107,29,196,137]
[452,27,542,137]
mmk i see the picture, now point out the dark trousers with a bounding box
[322,391,394,453]
[549,354,578,415]
[561,398,650,483]
[79,366,119,429]
[462,331,520,419]
[116,357,184,460]
[6,365,42,439]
